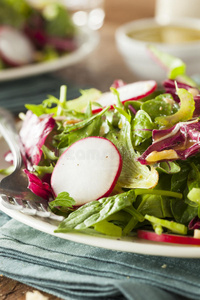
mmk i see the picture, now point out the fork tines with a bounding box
[0,195,63,221]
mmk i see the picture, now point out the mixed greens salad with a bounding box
[4,46,200,245]
[0,0,76,69]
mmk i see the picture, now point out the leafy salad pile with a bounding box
[0,0,76,69]
[4,45,200,243]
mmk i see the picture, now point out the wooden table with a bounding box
[0,1,156,299]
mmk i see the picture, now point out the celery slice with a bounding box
[145,214,187,235]
[155,86,195,128]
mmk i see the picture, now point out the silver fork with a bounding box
[0,108,63,221]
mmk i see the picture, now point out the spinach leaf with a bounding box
[141,96,172,121]
[55,190,135,233]
[136,194,172,219]
[171,162,190,192]
[170,198,198,224]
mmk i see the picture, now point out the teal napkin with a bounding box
[0,211,195,300]
[0,74,82,114]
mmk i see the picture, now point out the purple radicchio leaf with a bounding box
[19,111,55,166]
[138,120,200,165]
[193,95,200,117]
[188,216,200,230]
[163,79,196,101]
[24,169,53,201]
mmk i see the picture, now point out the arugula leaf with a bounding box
[42,145,58,161]
[25,98,58,116]
[49,192,76,211]
[66,89,102,112]
[67,117,102,147]
[26,85,69,117]
[57,117,102,149]
[62,106,109,133]
[54,190,135,233]
[55,107,108,149]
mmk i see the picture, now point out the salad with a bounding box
[0,0,76,69]
[3,45,200,246]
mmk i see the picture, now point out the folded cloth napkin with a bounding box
[0,211,197,300]
[0,74,81,114]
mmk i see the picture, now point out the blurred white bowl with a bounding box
[115,18,200,83]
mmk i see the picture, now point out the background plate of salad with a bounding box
[0,0,99,81]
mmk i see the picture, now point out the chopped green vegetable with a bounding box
[145,214,187,235]
[94,220,122,237]
[187,188,200,205]
[148,44,186,79]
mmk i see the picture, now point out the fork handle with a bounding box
[0,108,22,170]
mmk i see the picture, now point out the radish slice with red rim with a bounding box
[51,137,122,206]
[137,230,200,245]
[0,26,34,67]
[92,80,157,113]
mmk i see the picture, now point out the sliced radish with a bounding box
[51,137,122,206]
[92,80,157,113]
[137,230,200,245]
[0,26,34,67]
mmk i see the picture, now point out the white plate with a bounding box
[0,134,200,258]
[0,28,99,82]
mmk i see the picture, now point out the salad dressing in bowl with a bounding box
[115,18,200,82]
[128,26,200,44]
